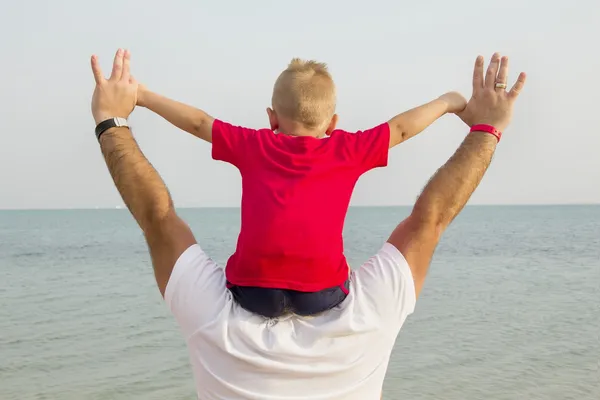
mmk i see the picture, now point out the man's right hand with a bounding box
[457,53,526,132]
[387,52,527,299]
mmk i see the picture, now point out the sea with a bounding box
[0,206,598,400]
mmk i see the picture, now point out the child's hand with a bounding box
[137,83,149,107]
[438,91,467,114]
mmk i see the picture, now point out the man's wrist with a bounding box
[470,124,502,142]
[95,117,129,141]
[467,130,499,148]
[94,114,125,125]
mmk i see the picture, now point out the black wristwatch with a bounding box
[95,117,129,141]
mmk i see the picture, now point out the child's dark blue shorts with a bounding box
[227,280,350,318]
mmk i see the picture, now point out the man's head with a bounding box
[267,58,338,137]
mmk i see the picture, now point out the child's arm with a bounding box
[387,91,466,148]
[137,86,214,143]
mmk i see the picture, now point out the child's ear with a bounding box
[267,108,279,131]
[325,114,339,136]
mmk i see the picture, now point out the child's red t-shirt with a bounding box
[212,120,390,292]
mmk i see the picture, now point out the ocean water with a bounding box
[0,206,598,400]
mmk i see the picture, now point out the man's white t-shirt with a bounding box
[165,242,416,400]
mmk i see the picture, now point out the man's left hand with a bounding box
[91,48,138,125]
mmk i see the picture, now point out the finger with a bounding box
[110,48,124,81]
[484,53,501,89]
[472,55,484,90]
[90,55,105,85]
[508,72,527,101]
[121,49,131,82]
[496,56,509,86]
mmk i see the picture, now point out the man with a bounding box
[90,50,525,399]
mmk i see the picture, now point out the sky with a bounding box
[0,0,598,209]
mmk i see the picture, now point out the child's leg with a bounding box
[227,283,288,318]
[287,280,349,316]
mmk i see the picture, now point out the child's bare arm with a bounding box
[387,92,466,148]
[137,86,215,143]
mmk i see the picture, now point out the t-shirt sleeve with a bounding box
[164,244,231,340]
[338,122,390,174]
[211,119,258,169]
[351,242,417,336]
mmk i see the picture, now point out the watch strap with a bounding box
[95,117,129,141]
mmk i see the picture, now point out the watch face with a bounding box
[115,117,128,127]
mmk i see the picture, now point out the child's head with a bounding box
[267,58,338,137]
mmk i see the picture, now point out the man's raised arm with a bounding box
[388,53,527,297]
[91,49,196,296]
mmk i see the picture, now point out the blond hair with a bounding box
[271,58,336,130]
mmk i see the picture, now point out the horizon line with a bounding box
[0,203,598,212]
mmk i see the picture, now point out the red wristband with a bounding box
[470,124,502,142]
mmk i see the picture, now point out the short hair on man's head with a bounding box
[271,58,336,130]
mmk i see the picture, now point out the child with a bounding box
[137,58,466,318]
